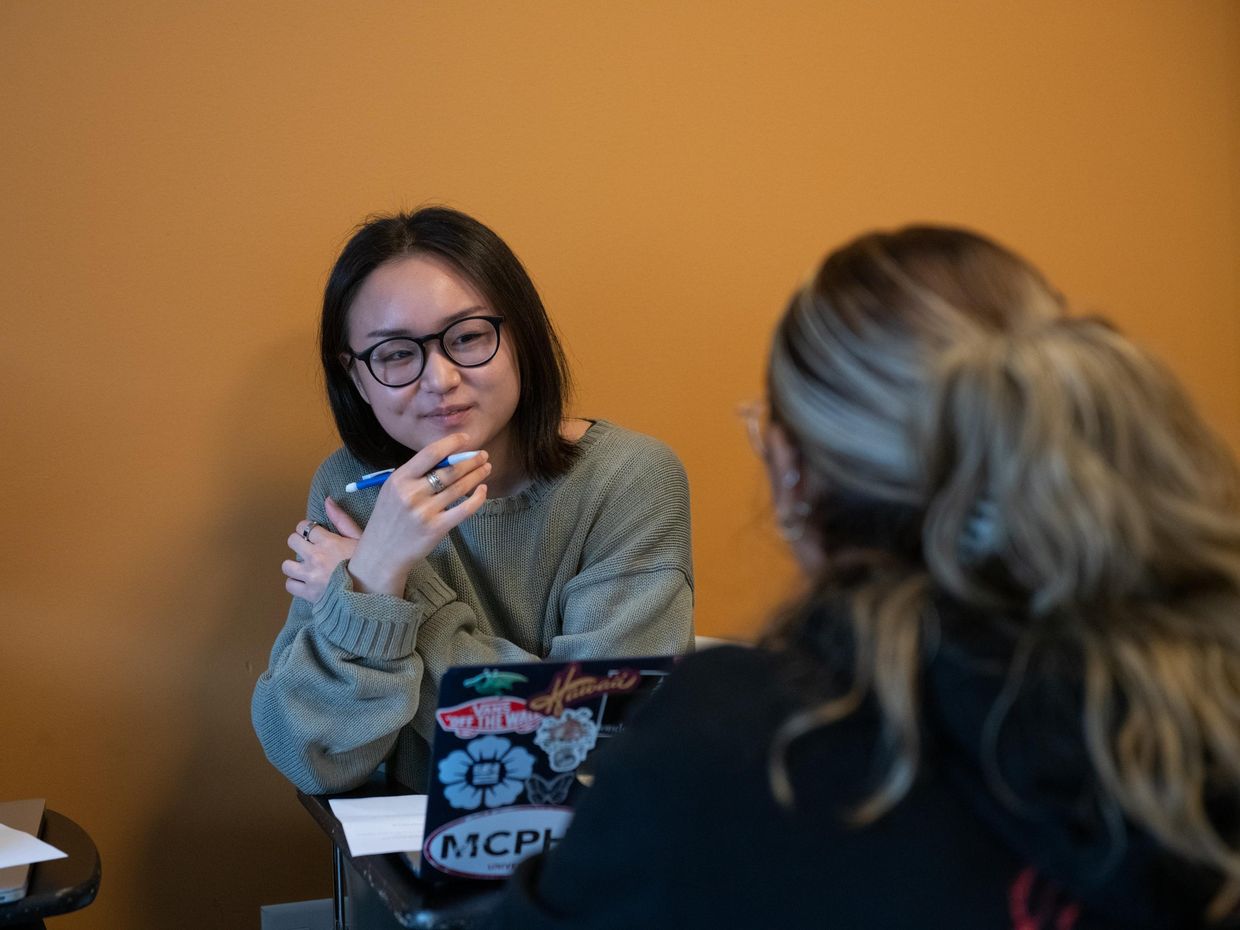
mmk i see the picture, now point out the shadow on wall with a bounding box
[135,337,336,928]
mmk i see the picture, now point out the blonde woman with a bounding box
[484,228,1240,929]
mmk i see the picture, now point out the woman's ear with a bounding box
[341,355,371,406]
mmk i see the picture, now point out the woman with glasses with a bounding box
[252,207,693,795]
[484,228,1240,929]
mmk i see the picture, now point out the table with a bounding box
[298,786,501,930]
[0,811,100,929]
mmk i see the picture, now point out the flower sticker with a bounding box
[437,735,536,810]
[534,707,599,773]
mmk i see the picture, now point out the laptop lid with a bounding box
[414,655,677,882]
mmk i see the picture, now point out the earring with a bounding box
[959,499,999,563]
[777,500,812,542]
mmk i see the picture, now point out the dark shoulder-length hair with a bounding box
[320,206,577,478]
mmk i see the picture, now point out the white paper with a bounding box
[0,823,67,869]
[329,795,428,857]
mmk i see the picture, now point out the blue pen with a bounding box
[344,451,482,493]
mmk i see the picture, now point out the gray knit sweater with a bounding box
[252,421,694,793]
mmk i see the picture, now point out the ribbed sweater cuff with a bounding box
[311,561,458,660]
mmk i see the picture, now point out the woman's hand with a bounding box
[347,434,491,596]
[284,498,364,603]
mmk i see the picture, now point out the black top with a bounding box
[483,631,1227,929]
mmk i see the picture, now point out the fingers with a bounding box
[380,442,490,512]
[433,449,490,483]
[288,526,331,559]
[282,557,309,582]
[416,445,490,503]
[292,520,326,546]
[395,433,474,479]
[284,574,317,603]
[283,543,346,604]
[283,559,316,602]
[325,438,490,593]
[441,483,489,529]
[291,521,346,550]
[437,458,492,504]
[324,497,363,539]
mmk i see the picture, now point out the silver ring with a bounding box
[301,520,320,541]
[426,471,446,494]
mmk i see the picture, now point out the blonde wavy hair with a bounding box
[763,226,1240,919]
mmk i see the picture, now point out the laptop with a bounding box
[407,654,678,882]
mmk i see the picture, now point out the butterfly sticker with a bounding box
[526,772,575,805]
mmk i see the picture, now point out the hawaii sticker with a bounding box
[528,663,642,716]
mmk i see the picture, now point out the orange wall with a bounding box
[2,2,1237,926]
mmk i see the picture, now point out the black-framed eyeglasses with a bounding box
[349,316,505,387]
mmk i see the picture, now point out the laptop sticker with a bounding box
[436,696,544,738]
[437,735,536,810]
[462,668,529,695]
[526,772,575,805]
[418,656,678,883]
[423,805,574,880]
[528,663,643,716]
[534,707,599,772]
